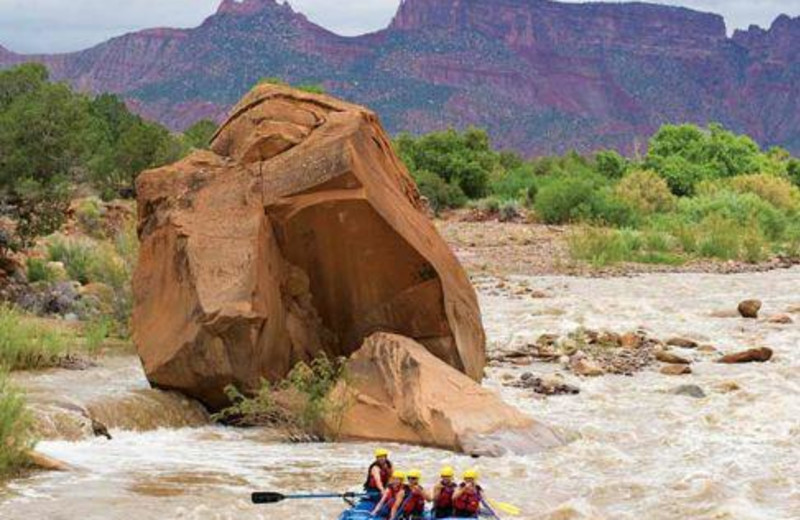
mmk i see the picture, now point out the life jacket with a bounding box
[364,460,393,492]
[453,483,483,516]
[385,483,408,510]
[402,485,427,515]
[435,481,457,510]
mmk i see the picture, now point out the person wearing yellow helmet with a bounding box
[432,466,457,518]
[371,470,407,518]
[364,448,394,496]
[453,469,484,518]
[399,469,431,519]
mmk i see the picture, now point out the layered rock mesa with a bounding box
[132,84,486,409]
[0,0,798,155]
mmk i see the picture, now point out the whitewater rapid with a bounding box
[1,268,798,519]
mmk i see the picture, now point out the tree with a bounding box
[183,119,218,150]
[595,150,628,179]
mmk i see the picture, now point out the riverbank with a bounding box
[1,267,797,519]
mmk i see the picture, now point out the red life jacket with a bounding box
[453,484,483,515]
[435,481,457,509]
[403,486,427,515]
[385,483,408,510]
[364,460,393,491]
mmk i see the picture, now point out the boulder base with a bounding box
[326,333,562,455]
[133,85,485,409]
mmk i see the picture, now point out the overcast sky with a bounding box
[1,0,798,54]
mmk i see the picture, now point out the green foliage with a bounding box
[396,128,499,201]
[0,305,68,370]
[297,84,326,94]
[25,258,57,284]
[0,64,189,206]
[283,354,349,431]
[46,236,95,284]
[614,170,676,214]
[183,119,217,150]
[413,169,467,214]
[728,173,800,212]
[210,381,282,427]
[534,176,599,224]
[0,369,33,476]
[595,150,629,179]
[83,316,111,356]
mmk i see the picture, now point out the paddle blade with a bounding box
[252,492,285,504]
[490,500,521,516]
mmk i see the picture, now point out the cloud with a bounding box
[0,0,798,54]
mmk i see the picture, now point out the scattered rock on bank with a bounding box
[767,314,793,325]
[718,347,773,364]
[508,372,580,396]
[738,299,762,319]
[655,351,692,365]
[666,337,699,349]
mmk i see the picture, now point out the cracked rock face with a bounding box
[132,84,486,409]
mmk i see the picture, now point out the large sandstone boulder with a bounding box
[133,85,486,409]
[326,333,562,455]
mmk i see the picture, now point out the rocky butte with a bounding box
[133,84,559,453]
[0,0,798,155]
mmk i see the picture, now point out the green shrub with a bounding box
[297,84,326,94]
[499,200,522,222]
[74,198,103,237]
[0,305,68,370]
[595,150,629,179]
[46,236,95,284]
[568,227,638,267]
[490,164,537,203]
[615,170,676,214]
[282,354,349,431]
[695,214,743,260]
[25,258,56,283]
[83,317,111,355]
[678,191,787,241]
[729,173,800,212]
[413,169,467,213]
[534,176,598,224]
[210,380,282,427]
[0,369,33,475]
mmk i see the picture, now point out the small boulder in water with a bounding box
[767,314,793,325]
[661,365,692,376]
[671,384,706,399]
[656,351,691,365]
[718,347,773,364]
[666,337,699,349]
[737,299,762,319]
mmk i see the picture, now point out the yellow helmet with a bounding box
[440,466,455,478]
[391,470,406,481]
[375,448,389,458]
[407,469,422,480]
[463,468,479,480]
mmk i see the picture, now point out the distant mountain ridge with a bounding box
[1,0,798,156]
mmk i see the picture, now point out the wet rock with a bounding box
[767,314,793,324]
[620,332,644,349]
[666,337,699,349]
[27,451,71,472]
[530,290,550,299]
[737,299,762,319]
[510,372,580,396]
[57,355,97,371]
[328,333,561,455]
[656,351,691,365]
[671,384,706,399]
[569,353,605,377]
[133,85,485,409]
[660,365,692,376]
[718,347,773,364]
[697,345,718,353]
[91,419,113,440]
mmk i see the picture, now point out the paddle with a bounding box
[489,499,521,516]
[481,497,503,520]
[251,491,364,504]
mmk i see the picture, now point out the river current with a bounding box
[2,268,798,519]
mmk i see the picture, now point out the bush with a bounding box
[25,258,57,284]
[615,170,676,214]
[490,164,537,203]
[534,176,598,224]
[74,198,104,237]
[83,317,111,355]
[46,236,95,284]
[729,174,800,212]
[595,150,628,179]
[210,380,282,427]
[282,355,349,432]
[499,200,522,222]
[0,369,33,476]
[0,305,68,370]
[678,191,788,241]
[413,169,467,213]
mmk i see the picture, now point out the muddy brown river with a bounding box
[2,269,799,519]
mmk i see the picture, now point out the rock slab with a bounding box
[133,85,486,409]
[327,333,562,455]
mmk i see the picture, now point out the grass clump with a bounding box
[25,257,58,283]
[0,369,34,476]
[0,305,68,370]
